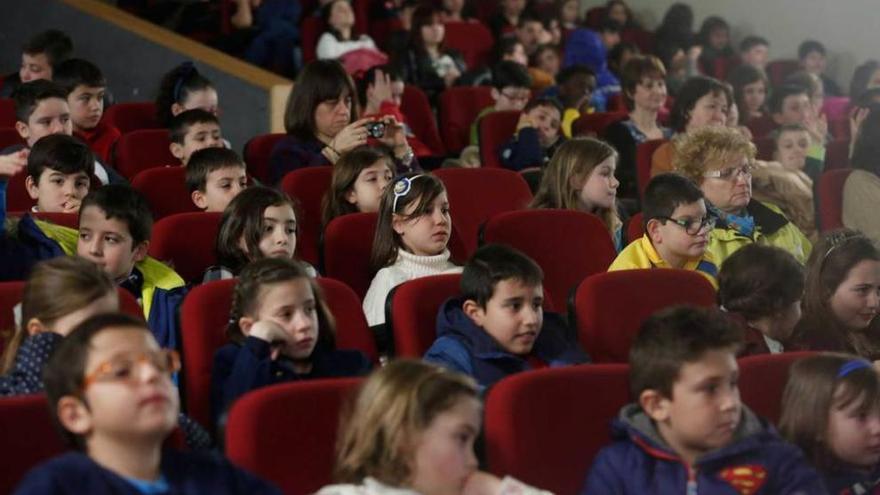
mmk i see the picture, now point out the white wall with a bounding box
[586,0,879,90]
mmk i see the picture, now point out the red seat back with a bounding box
[766,59,801,87]
[636,139,667,198]
[479,110,520,169]
[573,269,717,362]
[103,102,161,133]
[401,85,444,156]
[0,127,24,149]
[301,17,324,64]
[433,167,532,256]
[483,210,616,311]
[745,115,777,139]
[5,167,35,212]
[225,378,362,494]
[322,212,377,300]
[823,96,851,123]
[279,166,333,267]
[147,212,222,284]
[443,21,494,69]
[131,166,199,220]
[439,86,494,153]
[0,98,15,127]
[621,28,654,53]
[114,129,176,179]
[571,111,626,138]
[626,212,644,244]
[817,168,854,232]
[753,136,775,160]
[243,133,286,185]
[738,351,816,424]
[0,394,68,494]
[389,273,462,357]
[485,364,630,495]
[826,138,851,170]
[318,277,379,363]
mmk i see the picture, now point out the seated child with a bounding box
[13,313,280,494]
[156,62,219,128]
[25,134,93,213]
[781,354,880,494]
[205,185,316,281]
[0,29,72,97]
[9,80,120,185]
[530,137,625,251]
[169,109,224,166]
[52,58,120,164]
[609,173,718,287]
[185,147,247,213]
[317,360,551,495]
[583,305,825,494]
[469,61,533,147]
[363,173,462,326]
[768,84,828,159]
[499,97,564,171]
[211,258,371,424]
[799,39,844,97]
[738,36,769,71]
[718,244,804,355]
[550,64,596,138]
[424,244,588,390]
[321,145,394,227]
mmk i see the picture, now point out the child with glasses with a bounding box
[13,313,281,494]
[363,173,462,327]
[609,173,719,287]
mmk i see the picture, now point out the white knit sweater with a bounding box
[316,476,552,495]
[362,249,462,326]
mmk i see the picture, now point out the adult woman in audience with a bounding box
[651,75,731,176]
[316,0,380,61]
[843,108,880,244]
[269,60,417,183]
[675,125,812,266]
[727,64,768,124]
[604,55,672,205]
[392,5,466,104]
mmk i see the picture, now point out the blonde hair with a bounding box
[673,126,756,184]
[1,257,115,373]
[530,137,621,237]
[334,360,479,486]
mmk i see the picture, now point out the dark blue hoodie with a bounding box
[423,297,588,390]
[582,403,827,494]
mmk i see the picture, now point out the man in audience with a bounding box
[469,61,532,147]
[0,29,73,97]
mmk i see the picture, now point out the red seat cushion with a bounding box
[279,166,333,267]
[401,85,444,156]
[0,394,68,493]
[131,166,199,220]
[243,133,286,185]
[113,129,177,179]
[573,269,717,362]
[103,102,160,134]
[738,351,817,424]
[322,212,377,300]
[479,110,521,169]
[636,139,667,198]
[147,212,222,284]
[817,168,854,232]
[388,273,462,357]
[443,21,494,69]
[439,86,494,153]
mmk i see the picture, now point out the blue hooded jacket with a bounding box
[562,28,621,111]
[424,297,589,390]
[582,403,827,494]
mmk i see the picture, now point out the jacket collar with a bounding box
[709,200,790,237]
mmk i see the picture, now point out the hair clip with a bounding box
[392,175,424,212]
[173,62,197,102]
[821,231,866,267]
[837,359,873,378]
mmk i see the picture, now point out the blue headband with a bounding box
[173,62,196,103]
[837,359,873,378]
[391,175,425,213]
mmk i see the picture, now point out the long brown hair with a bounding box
[799,229,880,358]
[369,173,448,273]
[530,137,621,238]
[780,353,880,470]
[1,257,116,374]
[322,146,394,227]
[334,360,478,485]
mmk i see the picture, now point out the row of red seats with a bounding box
[0,351,816,494]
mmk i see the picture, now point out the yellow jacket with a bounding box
[705,201,812,267]
[609,234,719,289]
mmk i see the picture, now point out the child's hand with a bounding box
[850,106,870,141]
[330,118,371,154]
[462,471,503,495]
[0,149,28,179]
[805,110,828,143]
[247,320,290,360]
[443,66,461,88]
[687,45,702,61]
[62,199,82,214]
[516,113,536,132]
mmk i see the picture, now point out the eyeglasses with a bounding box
[703,164,754,181]
[656,216,716,235]
[500,90,531,103]
[81,349,181,391]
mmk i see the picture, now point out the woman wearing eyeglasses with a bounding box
[674,126,812,267]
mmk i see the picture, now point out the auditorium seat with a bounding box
[279,165,332,268]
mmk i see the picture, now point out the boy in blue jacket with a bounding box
[13,313,280,494]
[424,244,588,390]
[582,306,826,494]
[499,97,565,171]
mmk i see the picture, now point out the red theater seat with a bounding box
[148,212,222,284]
[738,351,816,424]
[401,85,444,156]
[243,133,286,185]
[636,139,667,198]
[103,102,160,133]
[825,138,851,170]
[766,59,800,87]
[817,168,854,232]
[322,212,377,300]
[485,364,630,495]
[478,110,520,169]
[626,212,645,244]
[131,166,199,220]
[443,21,494,69]
[0,98,15,127]
[483,210,616,311]
[114,129,177,179]
[0,394,68,493]
[439,86,494,153]
[279,166,332,267]
[225,378,362,494]
[0,127,24,149]
[387,273,462,358]
[573,269,717,362]
[433,167,532,256]
[571,112,626,138]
